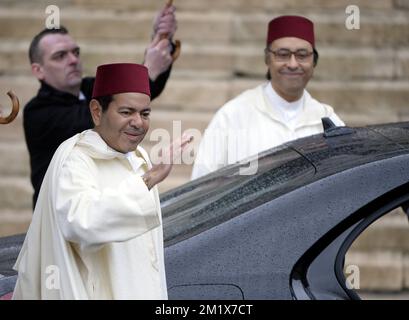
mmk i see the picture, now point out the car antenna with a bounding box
[321,117,355,138]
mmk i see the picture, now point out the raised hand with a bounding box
[143,34,173,81]
[152,3,177,40]
[142,133,193,190]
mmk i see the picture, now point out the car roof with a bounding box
[161,121,409,246]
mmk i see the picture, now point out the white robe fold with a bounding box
[191,83,344,179]
[12,130,167,300]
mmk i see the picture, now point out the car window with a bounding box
[161,145,315,246]
[344,206,409,300]
[290,180,409,300]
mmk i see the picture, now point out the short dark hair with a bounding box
[265,48,319,80]
[94,95,113,112]
[313,48,319,66]
[29,26,69,64]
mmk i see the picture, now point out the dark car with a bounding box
[2,120,409,299]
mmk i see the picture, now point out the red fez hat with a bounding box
[92,63,151,98]
[267,15,315,47]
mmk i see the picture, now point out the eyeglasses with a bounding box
[266,48,313,62]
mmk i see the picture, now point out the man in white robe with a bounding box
[12,63,191,299]
[191,15,344,179]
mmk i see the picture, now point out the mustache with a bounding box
[280,68,304,74]
[125,128,145,135]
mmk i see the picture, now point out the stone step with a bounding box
[0,142,30,176]
[0,209,31,237]
[0,0,401,11]
[0,134,195,211]
[0,8,408,47]
[0,177,32,211]
[0,113,400,164]
[3,75,409,117]
[1,40,407,81]
[0,113,24,144]
[2,77,409,143]
[0,76,39,115]
[71,0,400,11]
[343,209,409,292]
[345,250,409,291]
[0,8,228,44]
[0,109,400,150]
[153,79,409,125]
[0,170,191,212]
[350,209,409,252]
[83,76,409,111]
[0,104,213,143]
[0,139,194,177]
[0,0,71,9]
[360,290,409,300]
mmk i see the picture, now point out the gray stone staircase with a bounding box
[0,0,408,295]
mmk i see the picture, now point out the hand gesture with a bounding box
[142,133,193,190]
[143,34,173,81]
[152,4,177,40]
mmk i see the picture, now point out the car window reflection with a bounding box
[161,145,315,245]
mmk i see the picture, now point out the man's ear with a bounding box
[89,99,102,126]
[31,63,45,81]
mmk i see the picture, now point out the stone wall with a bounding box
[0,0,408,294]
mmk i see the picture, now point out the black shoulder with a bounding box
[81,77,96,99]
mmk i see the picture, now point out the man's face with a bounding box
[265,37,314,101]
[92,92,151,153]
[33,33,83,94]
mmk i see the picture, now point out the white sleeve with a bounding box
[55,152,160,252]
[329,112,345,127]
[191,111,229,180]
